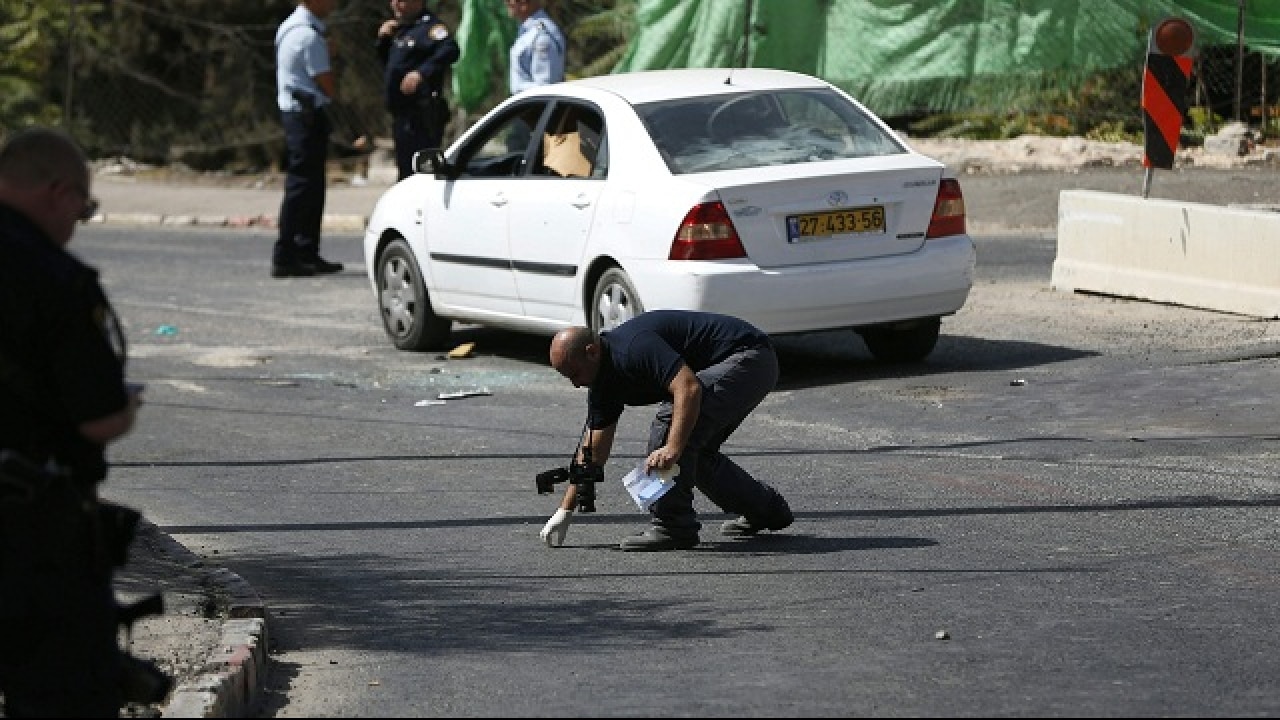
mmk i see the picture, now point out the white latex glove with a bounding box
[540,508,574,547]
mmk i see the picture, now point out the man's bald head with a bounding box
[550,326,600,388]
[550,326,593,365]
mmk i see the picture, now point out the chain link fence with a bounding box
[54,3,1280,170]
[1194,43,1280,135]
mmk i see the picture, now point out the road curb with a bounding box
[143,523,270,719]
[92,213,367,233]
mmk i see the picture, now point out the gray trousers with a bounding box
[645,343,783,535]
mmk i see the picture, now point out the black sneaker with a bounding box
[721,496,793,536]
[270,261,317,278]
[303,257,344,274]
[619,528,699,552]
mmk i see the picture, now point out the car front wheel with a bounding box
[378,238,451,352]
[590,268,644,335]
[856,317,941,363]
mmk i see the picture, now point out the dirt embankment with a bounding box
[907,135,1280,233]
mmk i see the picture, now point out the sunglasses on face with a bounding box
[78,195,100,222]
[65,181,99,222]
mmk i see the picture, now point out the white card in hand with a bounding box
[621,463,678,510]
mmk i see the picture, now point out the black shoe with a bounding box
[303,256,344,274]
[271,261,317,278]
[721,496,793,536]
[619,528,699,552]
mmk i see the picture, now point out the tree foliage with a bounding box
[565,0,635,78]
[0,0,469,165]
[0,1,108,133]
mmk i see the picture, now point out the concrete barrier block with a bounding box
[1051,190,1280,318]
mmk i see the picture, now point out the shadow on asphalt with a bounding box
[418,325,1098,392]
[157,495,1280,537]
[773,332,1095,391]
[629,535,940,555]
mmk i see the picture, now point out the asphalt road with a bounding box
[77,217,1280,717]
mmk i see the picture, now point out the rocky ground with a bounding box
[910,135,1280,233]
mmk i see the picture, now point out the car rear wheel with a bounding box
[857,317,941,364]
[590,268,644,335]
[378,238,451,352]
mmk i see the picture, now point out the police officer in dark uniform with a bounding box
[376,0,460,181]
[0,128,147,716]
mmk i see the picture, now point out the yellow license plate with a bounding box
[787,205,885,242]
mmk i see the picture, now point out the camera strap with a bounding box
[574,413,594,464]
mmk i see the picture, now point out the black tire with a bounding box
[857,317,941,364]
[590,267,644,335]
[377,238,451,352]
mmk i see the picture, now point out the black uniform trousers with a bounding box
[274,108,331,266]
[0,486,120,717]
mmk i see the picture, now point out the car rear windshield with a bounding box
[636,88,907,175]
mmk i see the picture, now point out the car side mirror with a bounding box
[413,148,457,180]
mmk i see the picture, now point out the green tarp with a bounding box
[452,0,517,113]
[453,0,1280,115]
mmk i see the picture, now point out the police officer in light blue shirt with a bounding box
[276,5,333,114]
[272,0,344,278]
[505,0,566,95]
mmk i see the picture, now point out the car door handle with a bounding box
[490,193,508,207]
[571,193,592,209]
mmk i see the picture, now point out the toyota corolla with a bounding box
[363,67,975,363]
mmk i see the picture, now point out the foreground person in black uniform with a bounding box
[0,127,149,716]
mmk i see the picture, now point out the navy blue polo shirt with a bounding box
[586,310,771,429]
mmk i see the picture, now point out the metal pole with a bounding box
[63,0,77,128]
[739,0,753,68]
[1235,0,1245,122]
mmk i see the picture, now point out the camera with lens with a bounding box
[535,448,605,512]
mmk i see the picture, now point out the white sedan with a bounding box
[362,67,975,363]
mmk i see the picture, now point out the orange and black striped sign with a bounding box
[1141,22,1194,170]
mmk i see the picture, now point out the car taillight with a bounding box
[926,177,966,238]
[669,202,747,260]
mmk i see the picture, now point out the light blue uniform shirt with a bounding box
[509,9,565,95]
[275,5,331,111]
